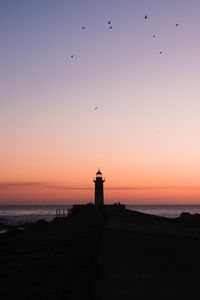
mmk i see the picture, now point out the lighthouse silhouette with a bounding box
[93,169,105,206]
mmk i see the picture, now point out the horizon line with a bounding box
[1,181,200,191]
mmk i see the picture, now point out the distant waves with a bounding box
[0,205,200,225]
[0,205,71,225]
[0,214,55,225]
[127,205,200,218]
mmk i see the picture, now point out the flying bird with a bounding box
[159,51,163,54]
[153,35,156,38]
[108,21,111,24]
[176,24,179,27]
[70,55,74,58]
[144,15,148,19]
[94,107,98,110]
[109,26,112,29]
[82,26,86,30]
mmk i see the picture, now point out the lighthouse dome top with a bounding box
[93,169,105,183]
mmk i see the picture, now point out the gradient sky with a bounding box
[1,0,200,204]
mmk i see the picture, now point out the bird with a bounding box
[70,55,74,58]
[109,26,112,29]
[144,15,148,19]
[159,51,163,54]
[153,35,156,38]
[94,107,98,110]
[108,21,111,24]
[82,26,85,30]
[176,23,179,27]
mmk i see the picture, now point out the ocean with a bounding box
[0,205,200,225]
[0,205,71,225]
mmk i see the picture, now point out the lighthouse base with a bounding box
[68,203,126,216]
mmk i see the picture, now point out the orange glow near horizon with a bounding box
[1,153,200,204]
[1,178,200,205]
[1,141,200,204]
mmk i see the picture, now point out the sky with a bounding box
[1,0,200,204]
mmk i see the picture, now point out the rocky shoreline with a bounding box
[1,207,200,299]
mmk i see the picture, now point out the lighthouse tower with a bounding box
[93,170,105,206]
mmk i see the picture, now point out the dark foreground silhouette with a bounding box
[1,207,200,300]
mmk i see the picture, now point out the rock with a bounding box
[179,212,200,223]
[35,219,47,226]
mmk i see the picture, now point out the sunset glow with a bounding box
[1,0,200,204]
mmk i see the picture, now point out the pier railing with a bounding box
[55,209,66,218]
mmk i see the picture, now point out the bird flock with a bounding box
[80,20,112,33]
[70,15,180,59]
[143,15,179,55]
[69,15,180,112]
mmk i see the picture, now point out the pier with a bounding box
[55,208,67,218]
[1,207,200,299]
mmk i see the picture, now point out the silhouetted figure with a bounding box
[93,170,105,206]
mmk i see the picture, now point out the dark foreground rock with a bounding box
[0,207,200,300]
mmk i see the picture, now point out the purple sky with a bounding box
[1,0,200,204]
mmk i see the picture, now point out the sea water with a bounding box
[0,205,200,225]
[0,205,71,225]
[127,205,200,218]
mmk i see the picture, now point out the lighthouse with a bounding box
[93,169,105,206]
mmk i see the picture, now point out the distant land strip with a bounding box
[1,182,200,191]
